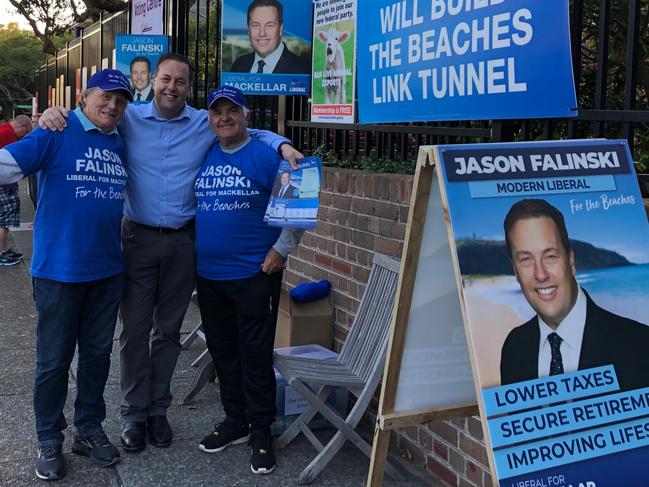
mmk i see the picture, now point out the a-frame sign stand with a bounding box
[367,146,486,486]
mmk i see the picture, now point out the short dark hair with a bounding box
[129,56,150,72]
[247,0,283,25]
[153,52,193,82]
[503,199,572,258]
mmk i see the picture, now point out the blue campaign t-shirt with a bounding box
[195,138,281,280]
[6,109,127,282]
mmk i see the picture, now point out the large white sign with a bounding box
[131,0,164,35]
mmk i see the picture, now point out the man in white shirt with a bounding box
[499,198,649,391]
[230,0,310,74]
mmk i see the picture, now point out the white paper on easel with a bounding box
[393,163,476,412]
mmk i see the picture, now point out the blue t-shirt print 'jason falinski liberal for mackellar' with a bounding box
[6,109,128,282]
[194,138,281,281]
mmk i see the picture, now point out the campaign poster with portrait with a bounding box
[264,156,321,229]
[311,0,356,123]
[436,139,649,486]
[114,35,170,105]
[220,0,312,95]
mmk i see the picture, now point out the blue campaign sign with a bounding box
[436,138,649,486]
[115,35,170,105]
[356,0,577,123]
[220,0,312,95]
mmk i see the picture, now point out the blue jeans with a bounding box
[32,273,124,446]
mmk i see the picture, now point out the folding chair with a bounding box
[273,253,402,484]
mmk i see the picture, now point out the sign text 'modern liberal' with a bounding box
[356,0,577,123]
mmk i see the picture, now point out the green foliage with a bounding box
[0,29,46,118]
[187,1,222,106]
[575,0,649,172]
[312,145,415,175]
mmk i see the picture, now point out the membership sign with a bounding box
[356,0,578,123]
[311,0,357,123]
[437,139,649,486]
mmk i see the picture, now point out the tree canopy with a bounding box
[0,27,46,119]
[7,0,127,54]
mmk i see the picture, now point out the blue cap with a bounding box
[87,69,133,102]
[207,85,248,110]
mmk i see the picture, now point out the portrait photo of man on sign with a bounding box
[499,198,649,392]
[229,0,310,74]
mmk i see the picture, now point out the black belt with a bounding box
[131,218,194,234]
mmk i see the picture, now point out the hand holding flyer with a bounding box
[264,156,322,229]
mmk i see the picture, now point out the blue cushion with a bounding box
[290,280,331,303]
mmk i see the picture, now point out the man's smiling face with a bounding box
[248,6,283,58]
[152,59,190,119]
[509,216,579,329]
[208,98,248,147]
[81,88,128,133]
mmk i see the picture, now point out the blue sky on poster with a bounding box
[221,0,312,42]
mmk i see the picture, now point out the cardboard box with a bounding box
[274,289,332,349]
[272,344,348,435]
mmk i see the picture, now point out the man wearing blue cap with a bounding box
[194,85,302,475]
[0,69,132,480]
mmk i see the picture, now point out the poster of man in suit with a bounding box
[220,0,312,95]
[499,198,649,392]
[437,139,649,487]
[115,35,169,105]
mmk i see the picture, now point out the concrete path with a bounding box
[0,183,430,487]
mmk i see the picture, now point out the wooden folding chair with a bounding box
[273,253,402,484]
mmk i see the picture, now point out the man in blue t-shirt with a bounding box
[0,69,133,481]
[194,86,303,475]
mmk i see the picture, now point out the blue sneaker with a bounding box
[0,251,21,266]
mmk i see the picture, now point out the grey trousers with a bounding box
[119,218,195,421]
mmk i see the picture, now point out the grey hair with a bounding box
[78,87,99,109]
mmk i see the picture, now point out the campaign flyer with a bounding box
[265,156,322,229]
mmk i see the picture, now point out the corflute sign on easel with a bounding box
[367,139,649,486]
[438,139,649,486]
[356,0,578,123]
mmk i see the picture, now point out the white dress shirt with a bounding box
[251,42,285,74]
[537,287,587,377]
[133,83,153,102]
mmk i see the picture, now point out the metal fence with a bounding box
[32,0,649,170]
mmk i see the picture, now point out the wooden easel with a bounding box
[367,145,492,486]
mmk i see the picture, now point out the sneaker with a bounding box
[3,249,23,259]
[199,419,249,453]
[71,429,120,467]
[0,251,21,266]
[250,429,276,475]
[35,444,65,481]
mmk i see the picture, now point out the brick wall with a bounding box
[284,166,491,486]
